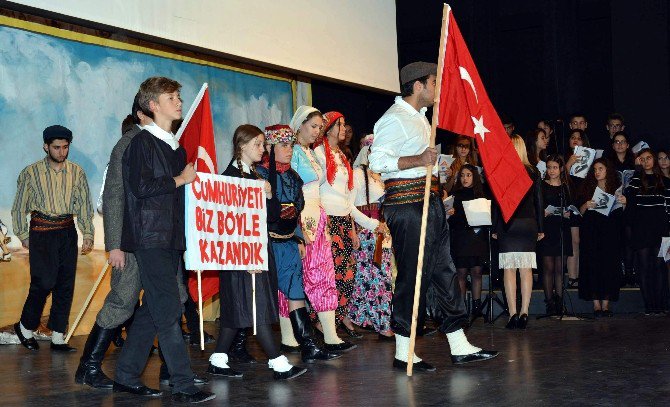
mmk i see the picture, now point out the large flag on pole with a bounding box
[437,4,531,222]
[176,83,220,302]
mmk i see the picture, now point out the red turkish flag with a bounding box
[437,6,531,222]
[176,83,220,302]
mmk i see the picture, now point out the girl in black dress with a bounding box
[577,158,626,316]
[208,124,306,380]
[526,128,549,178]
[625,148,670,315]
[448,164,488,316]
[493,135,544,330]
[605,131,635,172]
[565,129,591,288]
[539,155,573,315]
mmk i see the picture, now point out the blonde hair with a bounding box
[511,134,531,167]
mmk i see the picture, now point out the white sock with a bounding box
[268,355,293,373]
[51,331,65,345]
[279,316,299,347]
[317,311,343,345]
[209,352,230,368]
[394,334,422,363]
[19,322,34,339]
[446,329,481,356]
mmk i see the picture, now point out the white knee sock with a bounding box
[19,322,33,339]
[317,311,343,345]
[394,334,422,363]
[446,329,481,356]
[51,331,65,345]
[209,353,230,368]
[279,316,299,347]
[268,355,293,373]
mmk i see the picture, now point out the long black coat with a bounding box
[218,161,280,328]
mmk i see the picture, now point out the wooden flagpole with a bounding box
[197,270,205,350]
[407,3,451,376]
[65,261,110,343]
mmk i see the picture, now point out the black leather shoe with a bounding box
[228,329,257,363]
[189,331,215,346]
[14,322,39,351]
[518,314,528,330]
[392,358,436,372]
[280,344,301,354]
[207,363,243,378]
[112,382,162,396]
[160,374,210,386]
[378,333,395,341]
[51,343,77,352]
[172,390,216,403]
[603,310,613,318]
[451,350,499,365]
[594,310,604,318]
[323,341,357,353]
[505,314,519,330]
[273,366,307,380]
[340,325,363,339]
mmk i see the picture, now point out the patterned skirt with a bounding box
[327,214,357,325]
[348,228,393,333]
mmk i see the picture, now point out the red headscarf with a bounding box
[314,111,353,190]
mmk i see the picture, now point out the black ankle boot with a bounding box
[289,308,341,363]
[544,298,556,316]
[75,323,116,389]
[228,329,257,363]
[553,295,564,316]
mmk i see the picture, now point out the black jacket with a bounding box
[121,130,186,251]
[493,166,544,233]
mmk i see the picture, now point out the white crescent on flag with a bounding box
[197,146,216,173]
[459,66,479,104]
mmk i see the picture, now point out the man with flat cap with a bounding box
[369,62,498,372]
[12,124,94,352]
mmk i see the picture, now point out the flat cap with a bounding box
[400,61,437,85]
[43,125,73,143]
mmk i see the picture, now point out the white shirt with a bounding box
[369,96,438,180]
[352,168,385,207]
[144,122,179,150]
[314,145,379,231]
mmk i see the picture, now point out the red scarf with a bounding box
[323,137,354,190]
[260,153,291,173]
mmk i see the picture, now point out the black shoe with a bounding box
[554,295,564,316]
[280,344,301,354]
[471,299,483,317]
[207,363,243,378]
[505,314,519,330]
[421,326,438,336]
[160,374,210,386]
[340,325,363,339]
[112,382,162,397]
[594,310,604,318]
[602,310,613,318]
[378,333,395,341]
[14,322,39,351]
[189,331,215,346]
[51,343,77,352]
[289,308,343,363]
[544,299,556,316]
[517,314,528,330]
[392,358,436,372]
[172,390,216,403]
[273,366,307,380]
[451,350,499,365]
[323,341,357,353]
[228,329,257,363]
[75,323,116,389]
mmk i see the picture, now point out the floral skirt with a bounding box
[348,228,393,333]
[327,215,357,325]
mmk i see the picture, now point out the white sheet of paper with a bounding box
[567,205,581,216]
[536,161,547,179]
[632,140,649,154]
[589,186,615,216]
[545,205,561,216]
[620,169,635,189]
[611,185,624,211]
[462,198,492,226]
[569,146,596,178]
[443,195,455,218]
[658,237,670,261]
[595,149,604,159]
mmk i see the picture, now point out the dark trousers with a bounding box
[182,268,199,333]
[20,226,77,333]
[115,249,197,394]
[384,196,467,336]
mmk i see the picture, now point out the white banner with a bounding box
[184,172,268,271]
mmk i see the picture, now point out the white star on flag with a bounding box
[471,115,490,142]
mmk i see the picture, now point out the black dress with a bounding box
[538,183,573,257]
[448,187,488,268]
[624,174,670,250]
[578,204,624,301]
[218,161,280,328]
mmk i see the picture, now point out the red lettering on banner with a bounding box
[209,240,218,263]
[217,210,224,235]
[217,241,224,264]
[242,242,250,264]
[199,239,209,262]
[253,242,263,263]
[192,174,201,200]
[225,211,235,235]
[251,214,260,237]
[195,206,204,231]
[205,209,214,233]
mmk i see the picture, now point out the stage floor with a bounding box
[1,315,669,406]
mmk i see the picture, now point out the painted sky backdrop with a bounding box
[0,22,296,243]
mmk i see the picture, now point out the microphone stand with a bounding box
[477,227,508,324]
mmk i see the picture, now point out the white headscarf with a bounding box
[290,105,321,133]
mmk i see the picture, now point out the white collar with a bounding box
[144,122,178,150]
[232,159,252,174]
[394,96,428,116]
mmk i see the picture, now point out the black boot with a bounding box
[111,326,125,348]
[544,298,556,316]
[289,308,341,363]
[553,295,564,316]
[228,329,257,363]
[75,323,115,389]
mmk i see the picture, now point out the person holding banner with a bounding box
[577,158,625,316]
[256,124,340,364]
[369,62,497,371]
[209,124,306,381]
[114,77,214,403]
[289,106,355,353]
